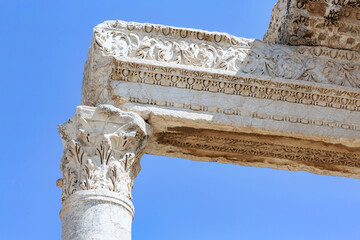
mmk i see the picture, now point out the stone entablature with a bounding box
[264,0,360,51]
[78,20,360,179]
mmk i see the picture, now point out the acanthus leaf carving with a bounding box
[58,105,152,202]
[93,21,360,88]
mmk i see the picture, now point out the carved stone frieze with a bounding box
[264,0,360,52]
[111,60,360,112]
[57,105,151,202]
[156,129,360,170]
[87,20,360,94]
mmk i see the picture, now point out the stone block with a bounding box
[264,0,360,51]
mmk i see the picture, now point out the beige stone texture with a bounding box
[264,0,360,51]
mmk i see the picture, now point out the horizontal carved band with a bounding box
[96,20,360,88]
[111,60,360,112]
[121,96,360,132]
[60,190,135,220]
[157,131,360,168]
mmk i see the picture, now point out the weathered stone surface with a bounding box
[79,20,360,178]
[83,20,360,98]
[58,104,151,202]
[60,190,134,240]
[264,0,360,51]
[58,105,152,240]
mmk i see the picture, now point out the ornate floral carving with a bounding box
[94,20,360,88]
[57,105,151,202]
[111,60,360,112]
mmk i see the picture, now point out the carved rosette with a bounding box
[57,105,152,202]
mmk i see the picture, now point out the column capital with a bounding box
[57,105,152,203]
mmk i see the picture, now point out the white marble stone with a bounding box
[60,190,134,240]
[58,105,152,240]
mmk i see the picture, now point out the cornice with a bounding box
[94,20,360,88]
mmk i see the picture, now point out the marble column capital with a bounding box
[57,104,152,203]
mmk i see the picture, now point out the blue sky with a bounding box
[1,0,360,239]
